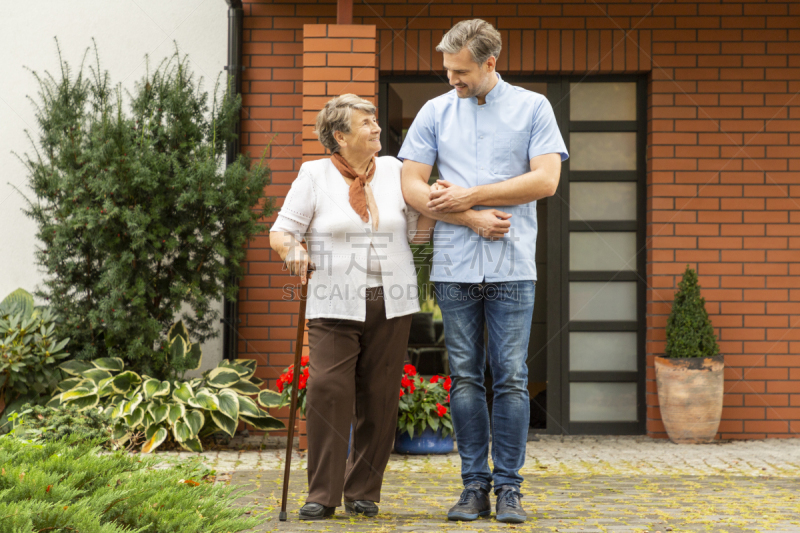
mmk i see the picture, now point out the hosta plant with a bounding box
[49,320,284,453]
[0,288,70,420]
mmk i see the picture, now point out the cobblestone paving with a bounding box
[157,436,800,532]
[174,435,800,478]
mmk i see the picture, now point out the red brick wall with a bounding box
[239,0,800,440]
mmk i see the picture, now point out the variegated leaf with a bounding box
[91,357,125,372]
[142,427,168,454]
[206,367,240,388]
[184,410,205,437]
[228,379,260,396]
[217,389,239,421]
[172,382,194,403]
[168,403,185,424]
[237,394,262,417]
[257,389,283,409]
[210,410,236,437]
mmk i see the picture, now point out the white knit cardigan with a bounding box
[270,156,421,321]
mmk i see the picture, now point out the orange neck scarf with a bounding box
[331,152,380,230]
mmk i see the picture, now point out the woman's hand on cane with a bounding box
[284,246,314,285]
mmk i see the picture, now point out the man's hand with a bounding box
[427,180,474,213]
[467,209,512,240]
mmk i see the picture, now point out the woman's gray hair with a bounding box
[314,94,377,153]
[436,19,502,65]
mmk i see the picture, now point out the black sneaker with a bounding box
[447,483,491,521]
[298,502,335,520]
[345,500,378,517]
[495,486,526,523]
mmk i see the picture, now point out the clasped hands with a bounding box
[427,180,511,240]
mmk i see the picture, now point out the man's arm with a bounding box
[427,152,562,213]
[401,159,511,240]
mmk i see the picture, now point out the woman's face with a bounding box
[337,109,381,157]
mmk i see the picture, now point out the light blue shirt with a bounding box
[398,74,569,283]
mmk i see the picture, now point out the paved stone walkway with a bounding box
[159,436,800,532]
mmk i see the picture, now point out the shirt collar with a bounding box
[477,72,504,105]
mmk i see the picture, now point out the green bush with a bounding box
[0,436,259,533]
[21,43,273,379]
[0,289,70,423]
[665,265,720,359]
[51,321,284,453]
[8,403,113,444]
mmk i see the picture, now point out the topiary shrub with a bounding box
[665,265,720,359]
[20,43,273,379]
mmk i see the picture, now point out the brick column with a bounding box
[278,24,378,449]
[302,24,378,163]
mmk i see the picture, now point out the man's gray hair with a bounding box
[314,94,376,153]
[436,19,502,65]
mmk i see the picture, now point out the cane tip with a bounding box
[279,511,287,522]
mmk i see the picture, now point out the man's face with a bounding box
[443,47,496,99]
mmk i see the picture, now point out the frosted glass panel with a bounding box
[570,182,636,221]
[570,382,638,421]
[569,282,637,321]
[570,133,637,171]
[570,232,637,272]
[570,332,638,371]
[570,82,637,121]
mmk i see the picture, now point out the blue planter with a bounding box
[394,427,454,455]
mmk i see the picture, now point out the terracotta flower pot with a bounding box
[654,355,724,444]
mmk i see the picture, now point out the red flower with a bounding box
[401,376,413,389]
[298,374,308,390]
[404,364,417,377]
[436,403,447,417]
[443,376,452,392]
[446,394,450,403]
[301,355,309,366]
[409,383,416,394]
[419,376,424,383]
[303,367,309,378]
[399,389,404,398]
[430,375,440,384]
[277,380,284,393]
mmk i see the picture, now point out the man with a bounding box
[399,19,568,524]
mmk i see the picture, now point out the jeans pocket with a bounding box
[492,132,530,177]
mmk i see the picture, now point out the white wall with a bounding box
[1,1,229,369]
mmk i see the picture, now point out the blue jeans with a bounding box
[434,281,535,493]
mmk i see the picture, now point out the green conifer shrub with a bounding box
[8,403,113,443]
[665,266,720,359]
[20,44,272,379]
[0,436,259,532]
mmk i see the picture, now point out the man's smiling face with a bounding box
[443,47,496,100]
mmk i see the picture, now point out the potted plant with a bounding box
[395,364,454,454]
[655,266,724,444]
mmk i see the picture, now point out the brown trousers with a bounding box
[305,287,413,507]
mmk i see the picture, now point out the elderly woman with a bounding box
[269,94,434,520]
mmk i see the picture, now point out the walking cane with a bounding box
[279,263,315,522]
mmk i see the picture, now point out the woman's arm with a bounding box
[410,215,436,244]
[269,231,312,285]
